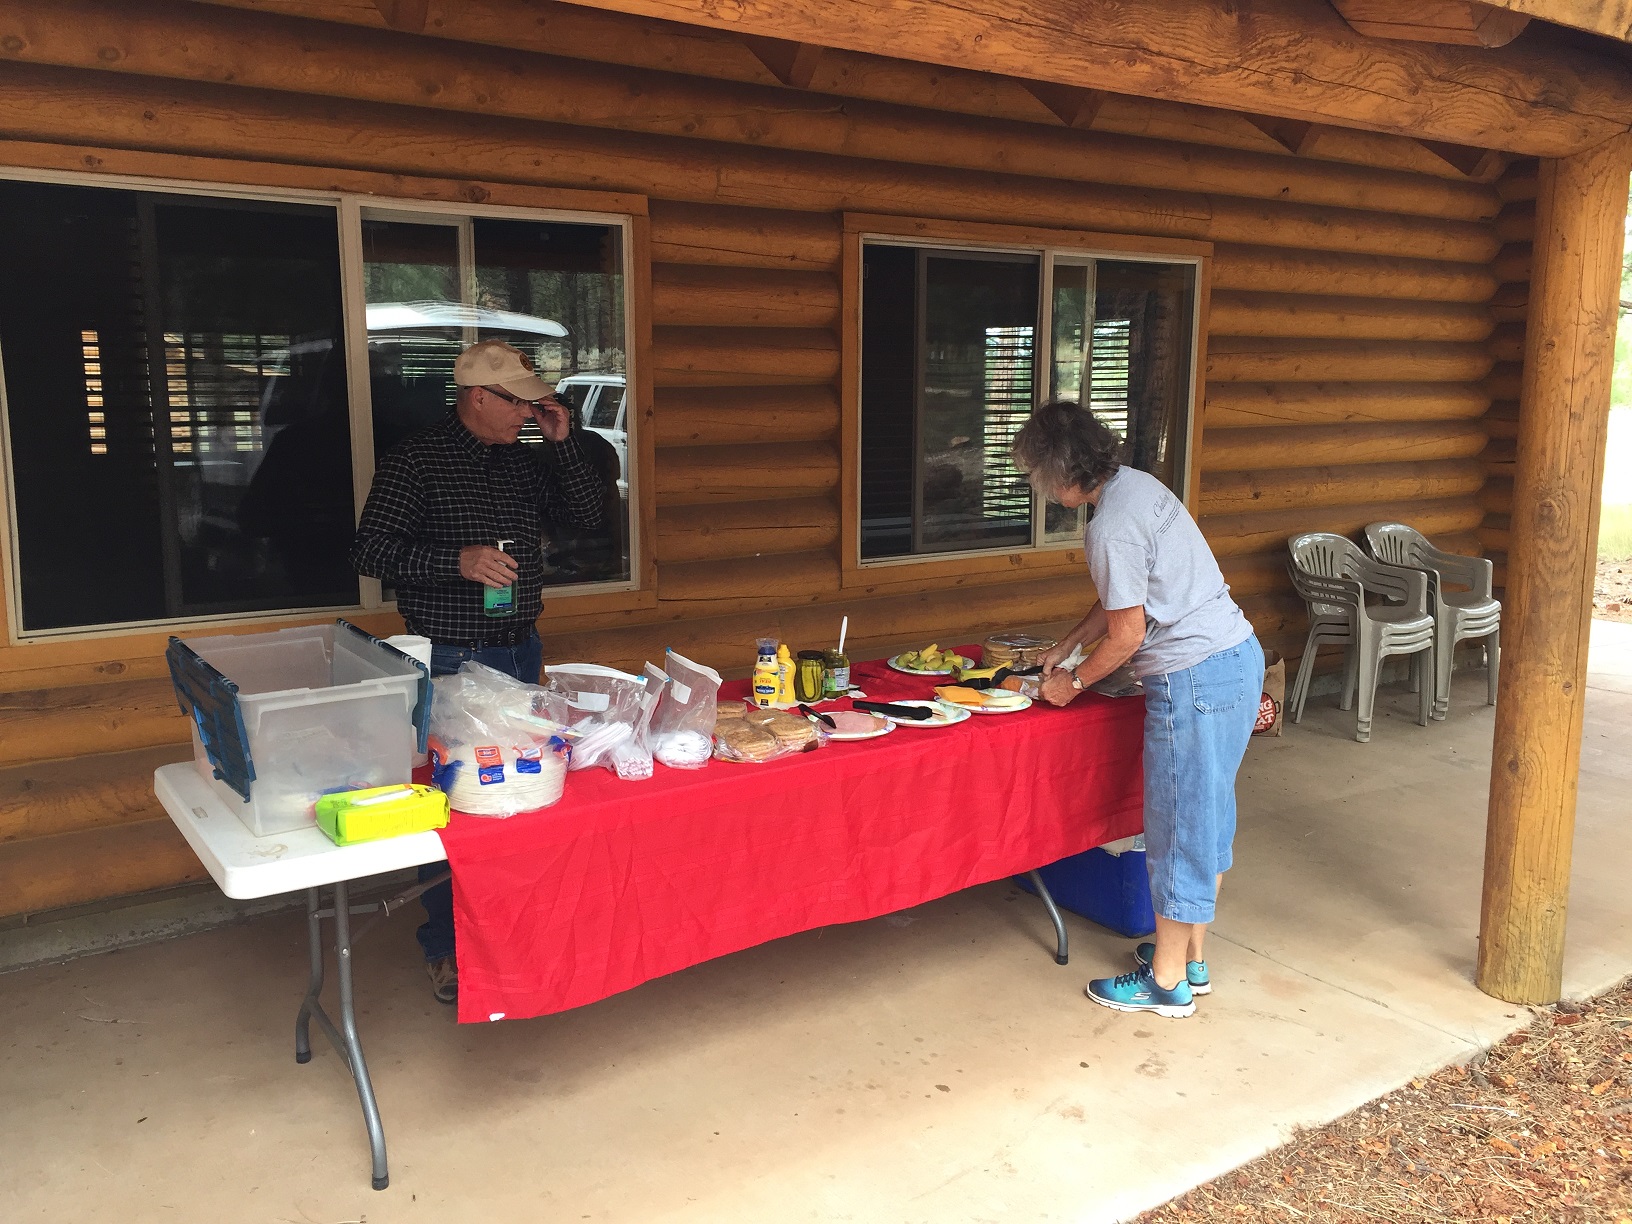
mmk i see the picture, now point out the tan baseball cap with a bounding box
[452,340,552,400]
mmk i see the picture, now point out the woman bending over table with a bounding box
[1012,402,1263,1019]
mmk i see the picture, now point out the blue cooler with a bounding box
[1018,842,1156,939]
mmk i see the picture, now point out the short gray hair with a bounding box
[1011,401,1124,499]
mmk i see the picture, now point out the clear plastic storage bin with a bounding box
[166,621,430,837]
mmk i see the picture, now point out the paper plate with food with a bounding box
[852,698,971,728]
[887,644,975,676]
[932,685,1033,714]
[821,710,896,742]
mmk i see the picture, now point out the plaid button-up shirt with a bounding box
[351,412,605,644]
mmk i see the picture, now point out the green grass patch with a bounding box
[1601,503,1632,561]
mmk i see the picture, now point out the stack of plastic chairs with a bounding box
[1286,532,1435,743]
[1363,522,1500,720]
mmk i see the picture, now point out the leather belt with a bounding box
[443,625,538,649]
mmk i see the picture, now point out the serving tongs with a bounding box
[797,702,836,730]
[952,664,1042,691]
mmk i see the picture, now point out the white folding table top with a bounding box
[154,763,447,900]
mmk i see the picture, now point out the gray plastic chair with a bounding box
[1363,522,1500,720]
[1287,532,1435,743]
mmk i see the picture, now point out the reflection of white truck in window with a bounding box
[553,372,628,499]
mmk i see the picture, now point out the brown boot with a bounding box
[426,954,458,1005]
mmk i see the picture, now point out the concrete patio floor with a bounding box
[3,625,1630,1224]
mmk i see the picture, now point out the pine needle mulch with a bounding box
[1138,977,1632,1223]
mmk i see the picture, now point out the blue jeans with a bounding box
[1140,635,1264,925]
[416,632,543,962]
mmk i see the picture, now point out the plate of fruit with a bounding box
[887,644,975,676]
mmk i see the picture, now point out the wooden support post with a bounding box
[1478,135,1632,1005]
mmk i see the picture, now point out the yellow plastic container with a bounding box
[315,783,449,846]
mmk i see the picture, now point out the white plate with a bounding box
[886,654,973,676]
[951,693,1033,715]
[879,700,971,728]
[824,718,896,742]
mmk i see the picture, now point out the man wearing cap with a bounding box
[351,339,605,1004]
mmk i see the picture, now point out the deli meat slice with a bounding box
[829,710,887,735]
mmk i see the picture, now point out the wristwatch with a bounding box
[1070,666,1085,691]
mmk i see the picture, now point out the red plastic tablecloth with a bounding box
[436,653,1146,1023]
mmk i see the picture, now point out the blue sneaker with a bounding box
[1133,942,1211,996]
[1085,964,1195,1018]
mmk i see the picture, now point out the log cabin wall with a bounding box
[0,0,1515,918]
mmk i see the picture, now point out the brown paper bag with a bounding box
[1253,649,1285,737]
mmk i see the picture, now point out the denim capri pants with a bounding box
[1140,635,1265,925]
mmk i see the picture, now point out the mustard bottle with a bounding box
[775,643,797,706]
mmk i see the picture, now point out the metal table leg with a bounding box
[292,880,391,1191]
[1026,869,1070,965]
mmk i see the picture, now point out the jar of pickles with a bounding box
[795,650,827,702]
[822,647,851,697]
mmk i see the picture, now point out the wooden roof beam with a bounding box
[1475,1,1632,43]
[1330,1,1531,47]
[371,0,428,34]
[1020,81,1107,129]
[741,34,823,89]
[552,0,1632,157]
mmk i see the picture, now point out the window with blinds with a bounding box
[0,177,636,634]
[860,240,1197,563]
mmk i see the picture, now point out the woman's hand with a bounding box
[1039,641,1076,676]
[1039,666,1080,707]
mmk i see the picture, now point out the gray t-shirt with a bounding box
[1083,467,1252,678]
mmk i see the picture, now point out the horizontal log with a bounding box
[655,441,840,503]
[538,570,1099,675]
[653,327,840,387]
[1485,415,1520,441]
[1479,524,1511,552]
[1208,292,1494,343]
[1220,551,1292,600]
[0,677,187,770]
[658,550,840,606]
[0,818,205,919]
[1203,381,1491,429]
[1495,200,1536,243]
[1199,458,1486,516]
[649,201,840,271]
[1201,419,1489,471]
[1487,322,1527,364]
[1493,243,1532,284]
[0,64,1503,263]
[0,743,191,843]
[1210,244,1498,304]
[1484,368,1522,407]
[1236,592,1307,639]
[1480,477,1513,514]
[653,385,838,447]
[656,496,839,564]
[1497,162,1539,203]
[1202,496,1485,558]
[652,264,840,329]
[1488,282,1528,324]
[0,0,1508,223]
[569,0,1632,157]
[1206,338,1495,383]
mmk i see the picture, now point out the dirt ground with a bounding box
[1596,559,1632,624]
[1138,978,1632,1223]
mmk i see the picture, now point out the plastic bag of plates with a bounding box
[427,662,571,816]
[712,706,825,764]
[537,663,662,781]
[646,649,723,769]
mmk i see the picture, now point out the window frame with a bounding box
[840,213,1211,592]
[0,157,656,645]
